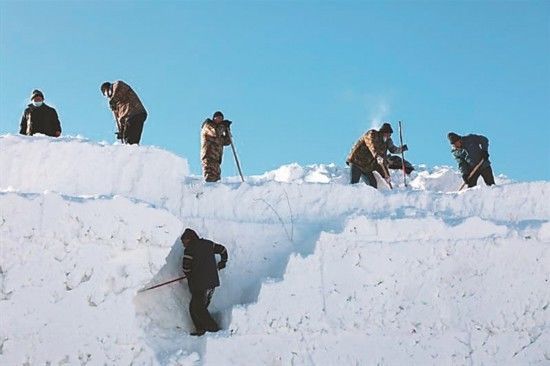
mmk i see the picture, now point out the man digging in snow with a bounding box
[201,111,232,182]
[448,132,495,188]
[100,80,147,144]
[181,228,228,336]
[346,122,408,188]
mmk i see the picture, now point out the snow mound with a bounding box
[1,135,548,365]
[0,134,189,200]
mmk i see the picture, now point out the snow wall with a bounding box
[0,134,548,365]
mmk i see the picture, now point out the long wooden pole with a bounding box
[398,121,407,187]
[137,275,187,293]
[458,159,485,191]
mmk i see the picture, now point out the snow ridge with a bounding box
[1,135,548,365]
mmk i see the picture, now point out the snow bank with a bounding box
[1,135,548,365]
[0,134,189,200]
[0,192,183,364]
[211,216,549,365]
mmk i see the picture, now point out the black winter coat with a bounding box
[19,104,62,137]
[451,134,490,175]
[182,238,228,291]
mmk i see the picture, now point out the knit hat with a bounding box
[213,111,224,119]
[181,228,199,242]
[30,89,44,100]
[448,132,461,144]
[379,123,393,134]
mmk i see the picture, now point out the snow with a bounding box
[0,135,548,365]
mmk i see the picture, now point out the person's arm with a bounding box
[19,110,28,135]
[213,242,228,269]
[109,81,124,106]
[52,109,61,137]
[386,137,403,154]
[365,131,387,167]
[453,149,473,179]
[364,131,382,157]
[182,247,194,276]
[221,121,232,146]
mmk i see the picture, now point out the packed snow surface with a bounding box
[0,135,548,365]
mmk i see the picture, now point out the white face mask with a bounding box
[32,101,43,107]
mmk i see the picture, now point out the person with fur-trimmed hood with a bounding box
[448,132,495,188]
[181,228,228,336]
[346,123,408,188]
[100,81,147,144]
[201,111,232,182]
[19,89,62,137]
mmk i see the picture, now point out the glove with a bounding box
[481,150,489,159]
[217,261,226,270]
[115,132,122,139]
[401,144,408,152]
[376,156,385,166]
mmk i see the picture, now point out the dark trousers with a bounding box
[468,166,495,188]
[189,288,219,332]
[123,113,147,145]
[350,163,382,188]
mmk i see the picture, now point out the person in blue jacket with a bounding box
[448,132,495,188]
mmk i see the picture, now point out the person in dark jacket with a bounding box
[448,132,495,188]
[101,81,147,144]
[181,228,228,336]
[19,89,62,137]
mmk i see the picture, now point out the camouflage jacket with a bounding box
[346,129,404,172]
[108,81,147,128]
[200,119,231,163]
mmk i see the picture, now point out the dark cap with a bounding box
[448,132,461,144]
[213,111,224,119]
[379,123,393,134]
[30,89,44,100]
[181,228,199,242]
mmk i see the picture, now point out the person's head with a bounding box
[181,228,199,247]
[448,132,462,149]
[100,82,112,97]
[30,89,44,107]
[379,123,393,140]
[213,111,224,123]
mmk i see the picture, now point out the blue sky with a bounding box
[1,1,548,181]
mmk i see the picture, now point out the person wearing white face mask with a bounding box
[19,89,62,137]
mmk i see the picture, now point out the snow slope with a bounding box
[0,135,548,365]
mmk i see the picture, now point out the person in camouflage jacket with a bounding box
[201,111,232,182]
[346,123,408,188]
[448,132,494,188]
[101,81,147,144]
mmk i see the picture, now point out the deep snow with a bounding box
[0,135,548,365]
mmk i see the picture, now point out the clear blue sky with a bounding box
[1,1,549,180]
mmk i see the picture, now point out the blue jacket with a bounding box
[451,134,490,175]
